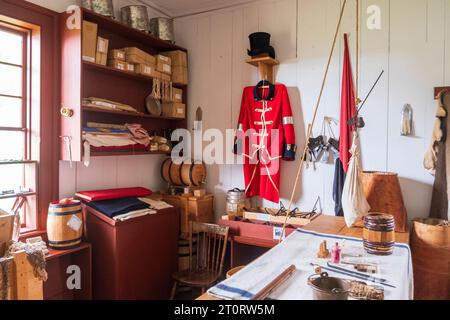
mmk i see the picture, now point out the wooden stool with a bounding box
[226,266,245,279]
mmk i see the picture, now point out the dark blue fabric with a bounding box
[86,197,149,218]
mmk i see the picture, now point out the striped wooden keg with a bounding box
[178,236,197,272]
[47,199,83,250]
[161,159,207,186]
[363,213,395,256]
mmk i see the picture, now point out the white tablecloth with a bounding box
[208,229,413,300]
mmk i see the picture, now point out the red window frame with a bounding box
[0,23,32,228]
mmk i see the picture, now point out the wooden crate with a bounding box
[163,193,214,237]
[0,251,43,300]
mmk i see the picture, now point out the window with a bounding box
[0,23,37,231]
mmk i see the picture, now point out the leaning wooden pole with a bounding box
[280,0,348,241]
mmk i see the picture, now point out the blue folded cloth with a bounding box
[83,128,129,133]
[86,197,149,218]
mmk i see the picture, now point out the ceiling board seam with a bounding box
[172,0,269,19]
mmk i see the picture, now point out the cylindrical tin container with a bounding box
[47,199,83,250]
[363,213,395,256]
[308,272,351,300]
[150,17,175,43]
[81,0,93,10]
[120,5,149,32]
[226,188,247,220]
[91,0,115,18]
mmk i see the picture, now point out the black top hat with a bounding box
[247,32,276,59]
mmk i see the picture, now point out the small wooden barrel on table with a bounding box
[362,213,395,256]
[47,199,83,250]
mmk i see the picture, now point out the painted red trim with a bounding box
[0,0,60,232]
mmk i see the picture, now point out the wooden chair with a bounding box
[170,221,229,299]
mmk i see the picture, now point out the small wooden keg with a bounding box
[161,159,207,186]
[178,236,197,272]
[161,158,171,183]
[362,213,395,256]
[180,162,207,186]
[47,199,83,250]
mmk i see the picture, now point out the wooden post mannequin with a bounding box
[246,56,280,83]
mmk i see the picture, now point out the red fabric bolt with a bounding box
[339,33,357,173]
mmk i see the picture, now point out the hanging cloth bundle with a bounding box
[341,132,371,226]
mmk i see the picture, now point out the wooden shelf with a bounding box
[245,57,279,83]
[90,150,170,157]
[83,61,186,89]
[82,106,185,121]
[245,56,280,66]
[82,8,186,52]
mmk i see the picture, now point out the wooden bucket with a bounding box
[411,218,450,300]
[47,199,83,250]
[360,171,408,232]
[161,159,207,186]
[363,213,395,256]
[178,236,197,272]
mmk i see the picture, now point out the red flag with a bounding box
[339,33,357,173]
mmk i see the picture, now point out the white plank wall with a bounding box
[175,0,450,221]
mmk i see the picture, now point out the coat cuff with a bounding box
[283,144,297,161]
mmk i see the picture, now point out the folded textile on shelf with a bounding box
[86,197,150,218]
[87,122,127,130]
[113,208,157,221]
[83,127,129,133]
[126,123,150,146]
[76,187,152,202]
[90,144,149,152]
[83,97,139,113]
[83,132,137,147]
[138,197,173,210]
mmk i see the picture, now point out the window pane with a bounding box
[0,96,22,127]
[0,198,25,226]
[0,29,23,65]
[0,163,25,192]
[0,64,22,96]
[0,131,24,160]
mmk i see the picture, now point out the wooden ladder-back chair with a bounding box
[170,221,229,299]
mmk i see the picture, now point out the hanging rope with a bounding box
[280,0,348,241]
[356,0,360,103]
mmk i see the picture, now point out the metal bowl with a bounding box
[307,272,351,300]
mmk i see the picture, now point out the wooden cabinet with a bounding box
[83,205,179,300]
[60,9,188,161]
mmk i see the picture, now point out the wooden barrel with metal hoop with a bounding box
[161,159,206,186]
[362,213,395,256]
[178,236,197,272]
[411,218,450,300]
[47,199,83,250]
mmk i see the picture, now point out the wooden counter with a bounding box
[197,215,409,300]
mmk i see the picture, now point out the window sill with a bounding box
[19,228,46,241]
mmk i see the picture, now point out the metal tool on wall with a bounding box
[401,104,413,136]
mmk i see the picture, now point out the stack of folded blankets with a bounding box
[83,122,150,152]
[75,187,172,221]
[83,97,139,114]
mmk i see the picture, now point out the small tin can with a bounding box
[121,5,149,32]
[92,0,115,18]
[150,17,175,43]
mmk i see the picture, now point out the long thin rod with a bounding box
[281,0,348,240]
[357,70,385,113]
[251,265,296,300]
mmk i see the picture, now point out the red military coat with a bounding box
[234,83,296,203]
